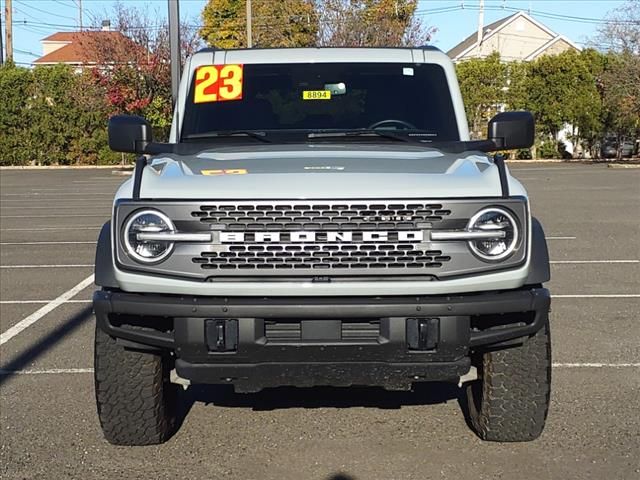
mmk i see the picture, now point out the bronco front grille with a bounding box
[115,198,528,279]
[191,202,451,230]
[193,245,451,271]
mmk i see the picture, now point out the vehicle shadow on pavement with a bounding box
[179,381,463,412]
[0,306,93,388]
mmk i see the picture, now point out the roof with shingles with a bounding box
[447,13,517,59]
[34,31,132,64]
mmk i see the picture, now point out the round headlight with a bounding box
[467,208,519,261]
[123,209,175,263]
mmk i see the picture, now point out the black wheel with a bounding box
[466,321,552,442]
[94,325,178,446]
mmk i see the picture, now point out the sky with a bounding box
[1,0,629,66]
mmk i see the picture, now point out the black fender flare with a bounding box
[95,221,118,288]
[525,217,551,285]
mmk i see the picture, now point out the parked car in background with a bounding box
[600,138,618,158]
[600,138,637,159]
[620,141,635,158]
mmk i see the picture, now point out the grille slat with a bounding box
[193,201,451,231]
[193,244,450,270]
[189,201,453,273]
[265,321,379,343]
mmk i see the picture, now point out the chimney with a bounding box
[101,20,111,32]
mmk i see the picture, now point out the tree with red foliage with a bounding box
[79,4,202,139]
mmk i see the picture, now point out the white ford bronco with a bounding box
[94,47,551,446]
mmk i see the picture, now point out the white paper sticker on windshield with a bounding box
[403,67,414,76]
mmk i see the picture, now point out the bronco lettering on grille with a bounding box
[219,231,424,243]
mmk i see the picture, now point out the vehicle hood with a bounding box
[118,144,524,200]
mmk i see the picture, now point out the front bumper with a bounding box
[94,287,550,392]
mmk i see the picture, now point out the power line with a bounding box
[14,47,38,57]
[14,0,77,22]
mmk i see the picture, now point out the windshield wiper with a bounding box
[183,130,271,143]
[307,129,413,143]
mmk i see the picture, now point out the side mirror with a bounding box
[488,111,534,150]
[108,115,153,154]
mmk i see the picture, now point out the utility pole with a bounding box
[246,0,252,48]
[168,0,181,106]
[1,9,4,66]
[5,0,12,63]
[476,0,484,56]
[77,0,82,30]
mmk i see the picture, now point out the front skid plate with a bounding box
[175,358,471,393]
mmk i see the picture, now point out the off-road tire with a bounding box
[94,326,178,446]
[466,321,551,442]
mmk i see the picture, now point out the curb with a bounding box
[505,159,564,164]
[0,165,132,170]
[607,164,640,169]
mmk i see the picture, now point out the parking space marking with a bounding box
[0,241,96,245]
[1,264,93,269]
[10,188,117,192]
[0,368,94,375]
[0,206,111,210]
[0,300,91,304]
[550,260,639,264]
[0,199,112,203]
[546,236,576,240]
[1,226,102,231]
[2,363,638,376]
[1,193,113,197]
[0,274,94,346]
[553,294,640,298]
[552,363,640,368]
[0,214,108,218]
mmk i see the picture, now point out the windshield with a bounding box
[181,62,460,142]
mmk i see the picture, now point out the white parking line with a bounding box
[546,236,576,240]
[0,264,93,269]
[550,260,639,264]
[0,206,111,210]
[1,226,101,231]
[1,193,113,197]
[15,189,116,192]
[0,214,108,218]
[0,275,94,346]
[0,300,91,304]
[0,368,94,375]
[553,294,640,298]
[552,363,640,368]
[1,363,637,376]
[0,241,96,245]
[0,199,109,203]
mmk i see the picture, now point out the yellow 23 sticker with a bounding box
[194,64,243,103]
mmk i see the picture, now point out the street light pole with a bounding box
[1,10,4,66]
[5,0,12,63]
[76,0,83,30]
[168,0,181,106]
[246,0,252,48]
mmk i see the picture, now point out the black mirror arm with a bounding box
[132,155,148,200]
[131,143,176,200]
[493,154,509,198]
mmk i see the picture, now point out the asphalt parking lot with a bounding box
[0,163,638,480]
